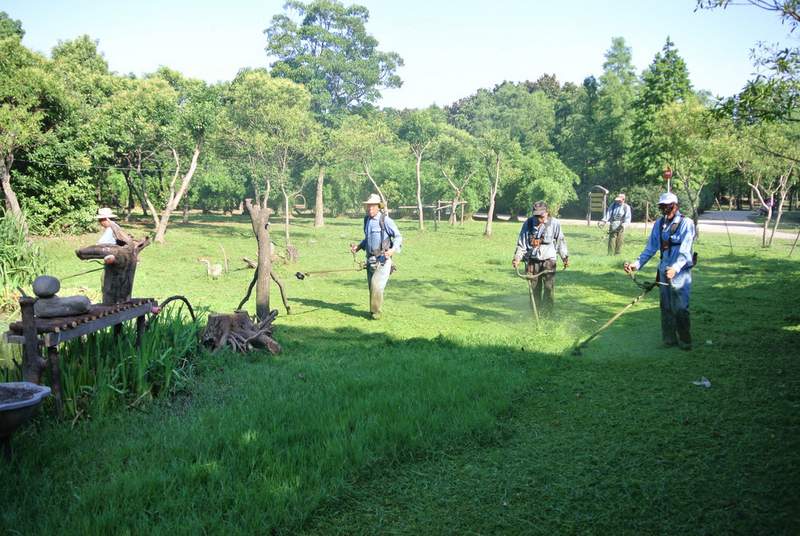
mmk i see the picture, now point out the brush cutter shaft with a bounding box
[295,263,366,280]
[573,284,655,353]
[514,264,556,281]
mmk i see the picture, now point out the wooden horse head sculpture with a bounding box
[76,235,150,305]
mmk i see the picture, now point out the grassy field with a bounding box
[1,214,799,534]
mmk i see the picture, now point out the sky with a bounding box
[2,0,794,109]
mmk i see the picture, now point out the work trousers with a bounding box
[366,258,393,315]
[526,259,557,316]
[659,281,692,349]
[607,226,625,255]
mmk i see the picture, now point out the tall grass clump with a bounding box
[0,210,49,315]
[59,304,203,419]
[8,304,205,419]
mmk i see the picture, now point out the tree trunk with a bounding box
[0,156,28,235]
[282,188,291,246]
[769,168,793,247]
[245,199,272,321]
[769,193,786,247]
[363,162,387,208]
[415,152,424,230]
[484,155,500,237]
[154,144,201,243]
[314,165,325,228]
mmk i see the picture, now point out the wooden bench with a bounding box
[3,297,157,414]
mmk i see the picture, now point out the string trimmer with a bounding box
[295,248,367,280]
[514,263,562,326]
[570,272,669,356]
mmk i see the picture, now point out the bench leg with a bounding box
[135,315,146,348]
[113,324,122,338]
[47,346,63,417]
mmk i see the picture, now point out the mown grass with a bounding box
[1,214,798,535]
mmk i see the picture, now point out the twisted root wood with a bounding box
[201,310,281,355]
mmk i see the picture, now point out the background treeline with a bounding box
[1,0,798,241]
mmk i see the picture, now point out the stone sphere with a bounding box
[32,275,61,298]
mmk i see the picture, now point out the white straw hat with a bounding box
[95,207,118,219]
[362,193,384,207]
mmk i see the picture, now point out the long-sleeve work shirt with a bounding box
[602,202,632,231]
[359,213,402,256]
[513,217,568,262]
[631,211,695,289]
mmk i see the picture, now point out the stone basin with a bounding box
[0,382,51,461]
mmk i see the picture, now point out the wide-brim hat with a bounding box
[95,207,117,219]
[362,193,384,207]
[658,192,678,205]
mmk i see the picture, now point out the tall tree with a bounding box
[149,69,217,243]
[0,36,51,234]
[555,77,603,196]
[100,77,177,230]
[397,107,443,229]
[596,37,638,189]
[332,113,396,206]
[265,0,403,227]
[226,70,318,251]
[650,96,734,227]
[632,37,693,181]
[432,125,481,225]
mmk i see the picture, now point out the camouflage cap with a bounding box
[532,201,548,216]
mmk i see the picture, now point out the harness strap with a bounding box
[364,212,394,256]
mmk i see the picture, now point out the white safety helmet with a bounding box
[658,192,678,205]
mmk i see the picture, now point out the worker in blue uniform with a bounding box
[624,192,695,350]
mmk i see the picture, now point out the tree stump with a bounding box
[201,310,281,354]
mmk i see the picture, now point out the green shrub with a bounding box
[22,177,98,235]
[0,210,49,313]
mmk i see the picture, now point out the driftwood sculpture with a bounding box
[237,257,290,315]
[197,199,286,356]
[202,309,281,354]
[76,234,150,305]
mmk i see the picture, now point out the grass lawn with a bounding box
[1,214,799,534]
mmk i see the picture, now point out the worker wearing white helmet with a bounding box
[623,192,696,350]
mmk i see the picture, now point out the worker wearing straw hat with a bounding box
[349,194,402,320]
[95,207,131,248]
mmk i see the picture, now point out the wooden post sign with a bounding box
[586,185,609,226]
[663,166,673,193]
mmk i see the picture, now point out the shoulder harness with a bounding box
[364,212,394,255]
